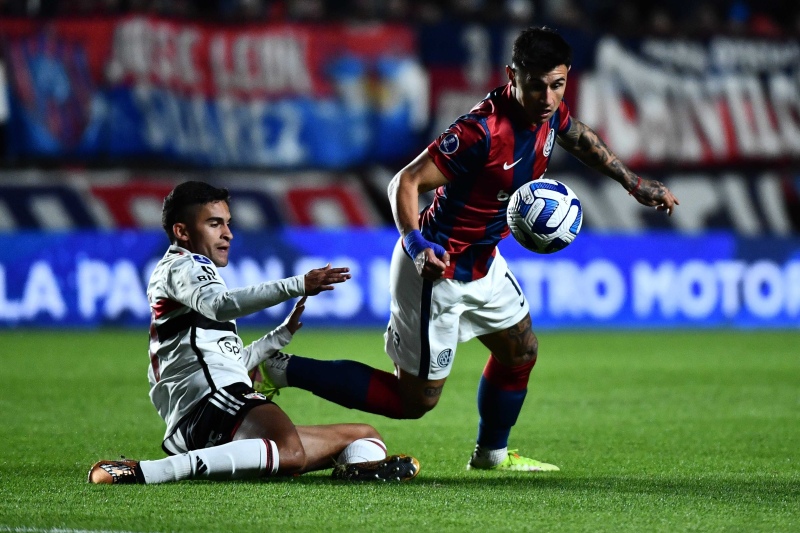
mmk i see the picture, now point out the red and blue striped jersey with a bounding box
[423,83,572,282]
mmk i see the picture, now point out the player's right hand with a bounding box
[414,248,450,280]
[304,263,351,295]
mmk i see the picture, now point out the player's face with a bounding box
[507,64,569,124]
[178,201,233,267]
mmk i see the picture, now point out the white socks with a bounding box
[469,445,508,468]
[337,438,387,464]
[138,439,279,484]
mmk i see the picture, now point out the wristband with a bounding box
[628,176,642,196]
[403,230,446,259]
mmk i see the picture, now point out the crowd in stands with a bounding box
[1,0,798,37]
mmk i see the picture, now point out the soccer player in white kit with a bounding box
[87,181,419,484]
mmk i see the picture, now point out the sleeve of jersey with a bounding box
[240,324,293,371]
[557,100,572,133]
[168,257,305,322]
[426,118,489,181]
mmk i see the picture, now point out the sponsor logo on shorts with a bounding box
[192,254,212,264]
[244,392,267,400]
[439,133,459,155]
[435,348,453,368]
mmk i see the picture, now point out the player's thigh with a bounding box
[467,255,537,366]
[234,403,306,470]
[478,314,538,366]
[385,239,462,382]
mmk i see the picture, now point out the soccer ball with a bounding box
[506,178,583,254]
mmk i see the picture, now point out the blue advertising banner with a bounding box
[1,230,798,329]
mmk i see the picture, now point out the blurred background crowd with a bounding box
[2,0,798,37]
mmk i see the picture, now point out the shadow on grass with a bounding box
[276,473,798,503]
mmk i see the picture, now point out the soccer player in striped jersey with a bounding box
[87,181,419,484]
[255,27,679,472]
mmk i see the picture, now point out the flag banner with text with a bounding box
[4,17,799,170]
[2,16,426,167]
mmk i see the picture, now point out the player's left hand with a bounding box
[629,177,680,216]
[285,296,306,334]
[304,263,351,295]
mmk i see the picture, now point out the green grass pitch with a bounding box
[0,328,798,532]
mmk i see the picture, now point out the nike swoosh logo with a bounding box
[503,158,522,170]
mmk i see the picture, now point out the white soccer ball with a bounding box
[506,178,583,254]
[337,438,387,464]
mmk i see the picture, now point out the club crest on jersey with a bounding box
[192,254,212,264]
[543,128,556,157]
[435,348,453,368]
[440,133,459,155]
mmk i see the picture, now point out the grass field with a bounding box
[1,328,798,532]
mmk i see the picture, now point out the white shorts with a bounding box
[384,239,530,380]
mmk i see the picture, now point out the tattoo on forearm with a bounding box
[559,121,637,188]
[424,386,443,398]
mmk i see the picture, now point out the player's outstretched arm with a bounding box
[304,264,351,295]
[557,119,679,215]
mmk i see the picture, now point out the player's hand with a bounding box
[414,248,451,280]
[304,263,351,295]
[404,230,450,280]
[285,296,306,334]
[629,177,680,216]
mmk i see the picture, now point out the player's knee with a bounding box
[523,334,538,364]
[401,394,440,419]
[277,444,307,475]
[353,424,381,440]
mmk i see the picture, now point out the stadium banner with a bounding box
[1,230,798,329]
[417,21,800,168]
[576,37,800,168]
[2,16,427,167]
[1,168,797,235]
[4,16,800,170]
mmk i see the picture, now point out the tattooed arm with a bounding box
[557,119,679,215]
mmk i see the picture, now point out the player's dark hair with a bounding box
[512,27,572,73]
[161,181,230,243]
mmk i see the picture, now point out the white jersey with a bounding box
[147,245,305,440]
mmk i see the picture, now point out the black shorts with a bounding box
[162,383,272,455]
